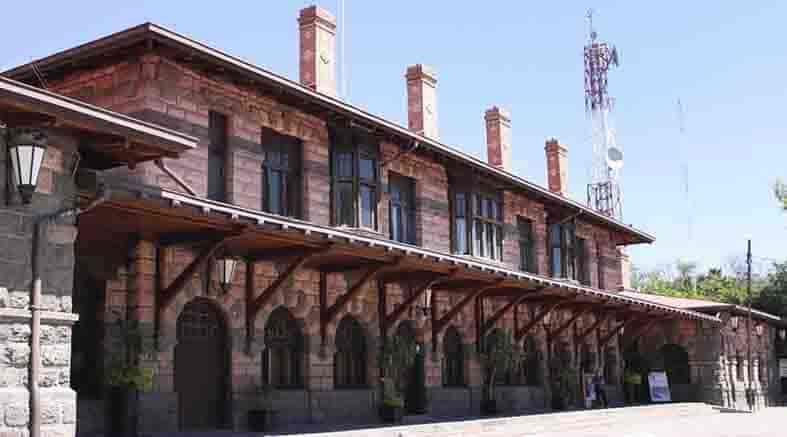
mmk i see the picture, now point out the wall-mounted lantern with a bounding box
[730,315,740,330]
[7,127,48,204]
[542,310,553,329]
[216,256,238,293]
[417,287,432,317]
[755,324,764,336]
[779,329,786,341]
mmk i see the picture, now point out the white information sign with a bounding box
[648,371,671,402]
[779,359,787,377]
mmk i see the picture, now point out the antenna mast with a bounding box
[585,9,623,219]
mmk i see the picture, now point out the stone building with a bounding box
[0,5,783,437]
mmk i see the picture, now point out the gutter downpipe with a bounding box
[30,188,108,437]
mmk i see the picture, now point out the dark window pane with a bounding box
[360,185,375,228]
[455,218,467,254]
[359,156,375,180]
[207,112,227,202]
[337,152,353,178]
[475,221,484,257]
[391,204,402,242]
[267,170,282,214]
[552,247,562,277]
[337,182,354,226]
[455,193,466,218]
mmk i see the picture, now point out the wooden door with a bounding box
[175,299,226,430]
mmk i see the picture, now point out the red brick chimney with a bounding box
[406,64,438,139]
[299,5,337,96]
[485,106,512,171]
[545,138,568,196]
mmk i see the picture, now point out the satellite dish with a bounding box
[606,146,624,170]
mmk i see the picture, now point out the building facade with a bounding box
[0,5,783,437]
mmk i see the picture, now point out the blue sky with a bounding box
[2,1,784,273]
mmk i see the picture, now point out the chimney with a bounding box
[485,106,512,171]
[545,138,568,196]
[299,5,337,96]
[406,64,438,139]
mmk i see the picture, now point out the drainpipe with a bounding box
[30,188,108,437]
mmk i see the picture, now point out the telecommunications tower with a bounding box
[584,10,624,219]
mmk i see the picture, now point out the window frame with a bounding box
[549,219,581,281]
[442,326,465,387]
[330,127,380,230]
[262,307,304,389]
[388,172,417,244]
[334,316,368,389]
[261,128,302,218]
[576,237,590,285]
[450,176,504,261]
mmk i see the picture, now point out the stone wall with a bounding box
[0,131,79,437]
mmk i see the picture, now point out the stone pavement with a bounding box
[261,404,786,437]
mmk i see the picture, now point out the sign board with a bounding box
[779,359,787,377]
[648,371,671,402]
[583,373,596,405]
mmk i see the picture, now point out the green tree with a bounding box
[776,181,787,211]
[754,261,787,318]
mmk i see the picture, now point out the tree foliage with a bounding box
[776,181,787,211]
[754,261,787,318]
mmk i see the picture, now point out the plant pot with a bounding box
[248,409,268,432]
[481,399,498,416]
[107,387,138,437]
[379,404,404,423]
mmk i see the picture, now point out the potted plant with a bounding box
[479,330,522,416]
[105,318,153,437]
[378,335,417,422]
[405,348,428,414]
[248,383,277,432]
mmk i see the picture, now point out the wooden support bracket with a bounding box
[247,247,328,319]
[599,314,640,347]
[548,305,594,338]
[574,312,609,342]
[481,287,545,337]
[515,299,564,341]
[621,317,664,351]
[322,259,400,327]
[158,237,228,309]
[382,273,447,335]
[433,280,504,336]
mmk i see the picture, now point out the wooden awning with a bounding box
[0,76,198,169]
[77,176,719,325]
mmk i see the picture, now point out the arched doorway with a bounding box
[394,321,422,413]
[175,299,228,430]
[660,343,692,401]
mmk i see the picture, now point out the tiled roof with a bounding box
[619,290,784,323]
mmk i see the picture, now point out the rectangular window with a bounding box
[330,128,379,229]
[596,241,605,289]
[389,173,416,244]
[549,220,579,281]
[518,217,537,273]
[207,111,227,202]
[451,186,503,261]
[261,129,301,218]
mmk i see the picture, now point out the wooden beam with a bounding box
[247,248,328,320]
[515,299,564,341]
[157,231,227,248]
[481,287,545,337]
[382,273,446,335]
[159,237,227,308]
[599,314,640,347]
[433,280,504,336]
[574,312,610,342]
[548,305,594,338]
[322,260,398,326]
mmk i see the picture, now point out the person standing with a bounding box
[593,373,608,408]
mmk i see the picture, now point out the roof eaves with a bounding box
[4,22,654,245]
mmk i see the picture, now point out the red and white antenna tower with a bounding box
[585,9,623,219]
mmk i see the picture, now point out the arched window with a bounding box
[523,336,541,386]
[661,344,690,385]
[443,326,464,387]
[759,355,766,382]
[736,351,744,381]
[263,307,303,388]
[334,316,367,388]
